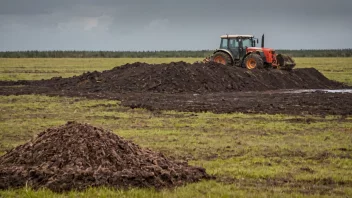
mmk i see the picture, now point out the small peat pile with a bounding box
[20,61,348,93]
[0,122,210,192]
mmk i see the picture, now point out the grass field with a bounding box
[0,58,352,197]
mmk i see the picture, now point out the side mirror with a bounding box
[257,39,259,44]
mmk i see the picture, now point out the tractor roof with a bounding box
[220,35,254,38]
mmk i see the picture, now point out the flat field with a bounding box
[0,58,352,197]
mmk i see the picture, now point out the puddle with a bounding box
[281,89,352,94]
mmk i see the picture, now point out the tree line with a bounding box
[0,49,351,58]
[277,49,352,57]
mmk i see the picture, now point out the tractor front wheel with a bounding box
[244,53,264,69]
[212,52,232,66]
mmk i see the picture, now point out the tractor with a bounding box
[209,34,296,70]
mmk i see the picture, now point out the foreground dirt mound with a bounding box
[1,61,346,93]
[0,122,210,192]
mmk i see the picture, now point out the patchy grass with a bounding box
[3,181,349,198]
[0,95,351,197]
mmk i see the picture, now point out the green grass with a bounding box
[0,57,352,197]
[3,181,349,198]
[0,95,351,197]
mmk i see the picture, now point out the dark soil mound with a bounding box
[0,122,210,192]
[1,61,347,93]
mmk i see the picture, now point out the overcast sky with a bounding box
[0,0,351,51]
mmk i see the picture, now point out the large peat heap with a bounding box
[35,61,347,93]
[0,61,347,93]
[0,122,210,192]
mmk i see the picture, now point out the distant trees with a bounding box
[0,49,351,58]
[277,49,352,57]
[0,50,213,58]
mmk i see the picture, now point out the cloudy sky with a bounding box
[0,0,351,51]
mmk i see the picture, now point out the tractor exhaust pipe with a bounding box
[261,34,265,48]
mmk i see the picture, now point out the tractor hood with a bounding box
[247,47,274,52]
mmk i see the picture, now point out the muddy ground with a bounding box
[1,61,351,115]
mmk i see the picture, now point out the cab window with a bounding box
[242,39,253,48]
[220,38,228,48]
[229,39,238,48]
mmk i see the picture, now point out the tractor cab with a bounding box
[219,35,256,60]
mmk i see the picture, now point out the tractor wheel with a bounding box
[244,53,264,69]
[212,52,232,66]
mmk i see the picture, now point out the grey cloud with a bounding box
[2,0,351,18]
[0,0,351,50]
[0,0,75,15]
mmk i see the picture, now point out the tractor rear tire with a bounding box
[212,52,233,66]
[244,53,264,69]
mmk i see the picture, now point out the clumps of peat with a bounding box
[0,122,210,192]
[2,61,347,94]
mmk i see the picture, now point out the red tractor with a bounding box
[209,34,296,70]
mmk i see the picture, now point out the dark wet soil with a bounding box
[0,122,210,192]
[120,91,352,115]
[0,61,351,115]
